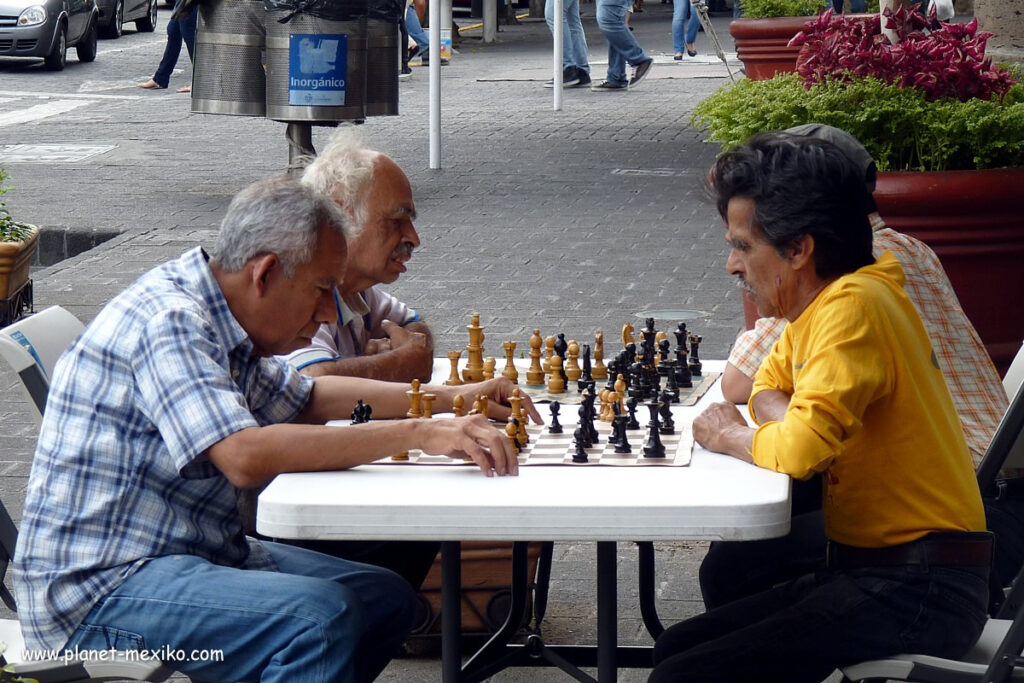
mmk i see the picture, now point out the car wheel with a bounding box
[44,22,68,71]
[100,0,124,38]
[76,20,98,62]
[136,0,157,32]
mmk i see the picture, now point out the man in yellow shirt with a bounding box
[649,132,991,682]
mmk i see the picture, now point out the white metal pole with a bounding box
[553,0,563,110]
[484,0,497,43]
[429,0,441,169]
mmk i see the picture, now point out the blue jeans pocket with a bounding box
[70,623,146,652]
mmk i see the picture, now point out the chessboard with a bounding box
[516,370,720,406]
[380,419,692,467]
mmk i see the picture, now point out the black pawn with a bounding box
[664,361,680,402]
[643,403,666,458]
[548,401,563,434]
[626,395,641,430]
[572,426,589,463]
[608,403,622,446]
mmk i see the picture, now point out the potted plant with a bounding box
[729,0,880,80]
[695,6,1024,372]
[0,169,39,307]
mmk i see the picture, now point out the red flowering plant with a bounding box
[693,5,1024,170]
[790,5,1016,102]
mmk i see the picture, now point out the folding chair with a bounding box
[0,306,84,423]
[840,378,1024,682]
[1004,340,1024,402]
[0,495,173,682]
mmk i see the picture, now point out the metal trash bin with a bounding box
[364,18,399,117]
[192,0,267,117]
[265,12,369,122]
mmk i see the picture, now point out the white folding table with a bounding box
[258,361,792,682]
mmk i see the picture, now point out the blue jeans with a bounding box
[406,3,429,54]
[65,541,416,683]
[152,1,197,88]
[545,0,590,73]
[652,562,989,683]
[672,0,699,53]
[732,0,742,17]
[595,0,650,86]
[831,0,866,11]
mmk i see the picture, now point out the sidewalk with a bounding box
[1,6,745,681]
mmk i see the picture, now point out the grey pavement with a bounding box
[0,5,788,681]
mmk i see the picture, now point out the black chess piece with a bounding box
[659,394,675,434]
[675,346,693,389]
[509,417,523,453]
[688,333,703,377]
[626,395,641,430]
[363,403,372,421]
[582,387,600,445]
[663,360,680,402]
[658,338,672,374]
[643,402,666,458]
[578,343,593,391]
[608,402,622,446]
[351,400,368,423]
[548,401,563,434]
[577,404,594,448]
[674,322,688,353]
[554,333,569,382]
[613,414,632,453]
[572,426,589,463]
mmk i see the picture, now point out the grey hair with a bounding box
[300,126,380,233]
[211,176,350,277]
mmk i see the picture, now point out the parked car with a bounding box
[95,0,155,38]
[0,0,99,70]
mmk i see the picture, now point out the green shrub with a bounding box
[0,169,32,243]
[691,73,1024,171]
[738,0,824,18]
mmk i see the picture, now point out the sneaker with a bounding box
[591,80,627,92]
[629,58,654,88]
[544,66,582,89]
[573,70,592,87]
[399,66,412,81]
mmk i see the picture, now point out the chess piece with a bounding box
[527,329,545,385]
[445,350,464,386]
[422,393,436,419]
[553,334,569,383]
[351,399,365,423]
[483,356,496,380]
[565,340,582,382]
[543,335,556,375]
[674,322,688,353]
[506,419,521,453]
[658,338,672,373]
[593,331,607,380]
[478,394,489,416]
[643,403,666,458]
[572,427,589,463]
[621,322,635,349]
[626,395,640,430]
[613,414,632,453]
[549,401,563,434]
[658,393,675,434]
[582,387,599,445]
[688,333,703,376]
[452,394,465,417]
[502,341,519,383]
[509,389,528,445]
[578,343,593,392]
[405,379,423,418]
[675,345,693,388]
[391,451,409,461]
[547,355,566,393]
[463,312,485,383]
[663,360,680,402]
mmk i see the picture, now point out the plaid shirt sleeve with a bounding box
[728,317,789,380]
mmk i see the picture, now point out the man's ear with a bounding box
[250,253,279,296]
[787,234,816,272]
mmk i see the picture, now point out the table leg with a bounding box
[596,541,617,682]
[442,540,463,683]
[637,541,665,638]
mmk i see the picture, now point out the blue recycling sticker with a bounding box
[288,34,347,106]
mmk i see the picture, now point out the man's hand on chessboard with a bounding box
[416,413,521,477]
[449,378,544,426]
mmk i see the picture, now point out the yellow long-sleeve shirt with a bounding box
[749,252,985,548]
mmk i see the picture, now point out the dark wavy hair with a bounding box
[709,132,875,280]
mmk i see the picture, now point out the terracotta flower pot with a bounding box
[0,224,39,301]
[729,16,811,80]
[875,168,1024,376]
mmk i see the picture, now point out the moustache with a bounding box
[735,277,754,294]
[391,242,416,259]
